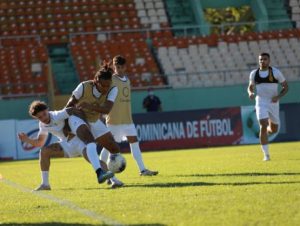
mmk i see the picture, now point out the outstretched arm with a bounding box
[18,133,47,147]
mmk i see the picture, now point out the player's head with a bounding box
[29,101,50,124]
[113,55,126,75]
[94,61,113,94]
[259,52,270,69]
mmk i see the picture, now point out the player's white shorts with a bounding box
[68,115,109,139]
[107,124,137,143]
[256,103,280,124]
[59,136,85,158]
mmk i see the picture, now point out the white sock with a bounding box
[99,148,109,163]
[130,142,146,171]
[110,176,120,183]
[41,171,49,186]
[86,143,101,171]
[261,144,269,156]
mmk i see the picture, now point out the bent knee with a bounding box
[40,147,50,157]
[269,127,278,134]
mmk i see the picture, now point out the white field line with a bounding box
[0,175,124,226]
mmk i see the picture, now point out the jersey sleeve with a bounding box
[38,122,48,136]
[249,70,256,84]
[72,83,84,100]
[273,68,286,83]
[51,109,69,121]
[107,86,118,102]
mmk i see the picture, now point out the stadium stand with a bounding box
[0,0,300,96]
[70,33,164,87]
[154,29,300,88]
[134,0,169,29]
[0,38,49,96]
[290,0,300,27]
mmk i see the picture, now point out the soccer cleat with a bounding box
[263,155,271,161]
[97,169,114,184]
[33,184,51,191]
[111,178,124,189]
[140,169,159,176]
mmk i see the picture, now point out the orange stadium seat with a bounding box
[70,33,165,87]
[0,38,49,96]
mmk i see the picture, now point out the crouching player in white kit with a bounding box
[18,101,114,190]
[100,55,158,188]
[248,53,288,161]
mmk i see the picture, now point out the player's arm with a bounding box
[248,71,255,100]
[77,86,118,114]
[78,100,114,114]
[272,70,289,103]
[65,95,79,108]
[247,82,255,100]
[53,107,84,121]
[65,82,82,108]
[18,133,47,147]
[272,80,288,103]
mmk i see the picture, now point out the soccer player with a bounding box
[18,101,114,190]
[100,55,158,187]
[248,53,288,161]
[65,63,123,188]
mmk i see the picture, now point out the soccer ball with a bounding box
[107,153,126,173]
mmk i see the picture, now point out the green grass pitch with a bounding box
[1,142,300,226]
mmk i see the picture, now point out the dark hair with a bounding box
[94,61,113,81]
[259,52,270,58]
[113,55,126,65]
[29,100,48,116]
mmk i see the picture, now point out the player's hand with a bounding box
[248,92,255,100]
[271,96,280,103]
[68,107,84,116]
[18,133,28,142]
[76,102,91,110]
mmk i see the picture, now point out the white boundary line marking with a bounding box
[1,176,124,226]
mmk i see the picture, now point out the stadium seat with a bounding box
[154,30,300,88]
[0,38,49,96]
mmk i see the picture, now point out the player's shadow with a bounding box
[0,223,165,226]
[125,180,300,188]
[176,172,300,178]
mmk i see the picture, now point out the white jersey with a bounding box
[72,82,118,102]
[249,67,285,106]
[38,110,70,141]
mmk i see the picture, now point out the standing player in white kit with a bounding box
[248,53,288,161]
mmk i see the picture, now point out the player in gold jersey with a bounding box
[100,56,158,188]
[65,64,122,178]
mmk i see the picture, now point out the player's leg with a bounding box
[83,148,108,171]
[256,105,271,161]
[34,143,64,191]
[267,120,279,135]
[99,125,124,188]
[127,135,158,176]
[267,103,280,135]
[259,118,270,161]
[68,116,113,183]
[95,132,120,154]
